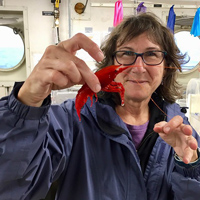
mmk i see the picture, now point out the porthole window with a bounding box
[0,26,25,71]
[174,30,200,73]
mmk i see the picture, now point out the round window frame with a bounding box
[174,29,200,75]
[0,25,25,72]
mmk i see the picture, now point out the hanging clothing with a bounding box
[190,7,200,37]
[113,0,123,26]
[136,2,147,14]
[167,5,176,33]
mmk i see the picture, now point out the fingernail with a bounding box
[95,84,101,92]
[164,126,170,133]
[97,52,104,61]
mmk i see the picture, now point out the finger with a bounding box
[61,56,101,93]
[183,147,198,164]
[58,33,104,62]
[59,54,102,92]
[187,136,198,150]
[50,70,69,89]
[181,124,193,136]
[153,121,167,133]
[63,60,82,84]
[43,57,83,85]
[182,137,198,164]
[35,52,81,87]
[34,67,69,90]
[183,147,193,164]
[80,70,101,92]
[163,115,183,134]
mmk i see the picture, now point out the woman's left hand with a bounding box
[154,115,198,164]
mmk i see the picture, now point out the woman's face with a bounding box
[114,32,165,103]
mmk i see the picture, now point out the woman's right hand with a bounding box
[18,33,104,107]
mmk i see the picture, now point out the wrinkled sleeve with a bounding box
[171,115,200,200]
[0,83,72,200]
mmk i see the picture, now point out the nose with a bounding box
[131,56,146,73]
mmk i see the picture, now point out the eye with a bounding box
[122,51,134,56]
[145,51,157,57]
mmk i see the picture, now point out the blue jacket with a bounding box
[0,88,200,200]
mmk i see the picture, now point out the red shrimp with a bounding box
[75,65,130,121]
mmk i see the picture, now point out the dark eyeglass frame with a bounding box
[113,50,167,66]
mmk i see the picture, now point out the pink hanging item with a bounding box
[113,0,123,27]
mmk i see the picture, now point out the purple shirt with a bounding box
[126,121,149,149]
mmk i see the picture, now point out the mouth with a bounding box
[127,80,148,84]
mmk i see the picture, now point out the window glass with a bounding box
[0,26,25,71]
[174,31,200,72]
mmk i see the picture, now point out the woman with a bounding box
[0,12,199,200]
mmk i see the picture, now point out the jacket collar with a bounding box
[81,97,131,139]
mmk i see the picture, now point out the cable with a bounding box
[82,0,88,13]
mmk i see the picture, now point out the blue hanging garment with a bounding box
[167,5,176,33]
[190,8,200,37]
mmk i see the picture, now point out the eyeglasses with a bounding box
[113,50,167,66]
